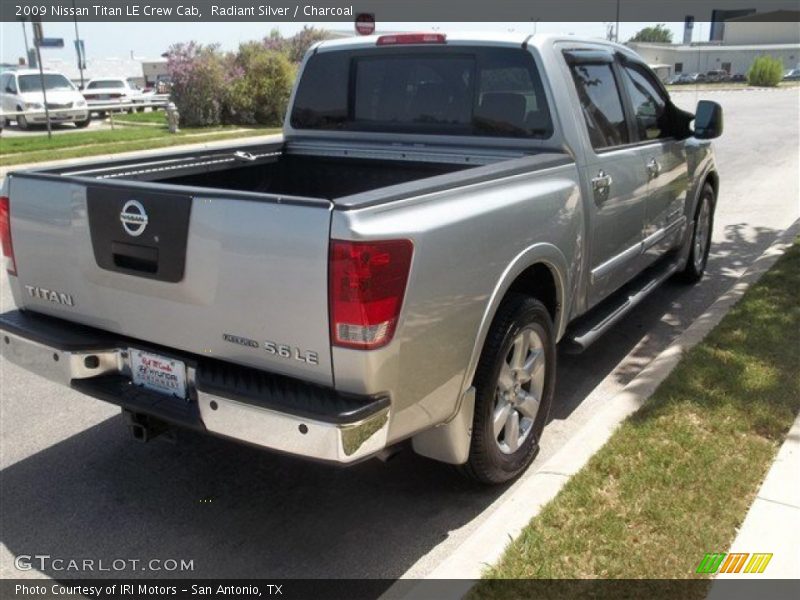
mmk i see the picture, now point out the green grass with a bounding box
[0,125,281,166]
[479,240,800,589]
[111,110,169,125]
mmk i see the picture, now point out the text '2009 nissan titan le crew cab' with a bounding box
[0,33,722,483]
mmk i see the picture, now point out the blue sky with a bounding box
[0,21,707,64]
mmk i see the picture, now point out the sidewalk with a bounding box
[710,413,800,584]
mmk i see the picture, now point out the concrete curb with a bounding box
[389,219,799,595]
[0,133,283,178]
[707,412,800,587]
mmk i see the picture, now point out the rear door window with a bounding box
[291,46,552,139]
[568,62,629,149]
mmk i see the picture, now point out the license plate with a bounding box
[130,349,187,399]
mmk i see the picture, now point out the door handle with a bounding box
[646,158,661,179]
[591,170,613,198]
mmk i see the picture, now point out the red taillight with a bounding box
[376,33,446,46]
[329,239,413,350]
[0,196,17,276]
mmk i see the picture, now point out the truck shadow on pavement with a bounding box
[0,412,503,582]
[551,223,783,421]
[0,223,787,583]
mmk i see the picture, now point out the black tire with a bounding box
[97,111,106,119]
[74,118,91,128]
[677,182,715,283]
[461,294,556,484]
[16,111,29,130]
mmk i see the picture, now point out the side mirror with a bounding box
[694,100,723,139]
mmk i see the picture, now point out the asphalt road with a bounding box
[1,88,798,582]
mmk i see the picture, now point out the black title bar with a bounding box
[2,0,800,23]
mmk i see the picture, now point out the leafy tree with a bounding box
[227,42,294,125]
[629,24,673,43]
[166,42,228,127]
[285,26,335,63]
[747,55,784,87]
[167,40,294,127]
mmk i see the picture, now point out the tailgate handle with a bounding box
[112,241,158,274]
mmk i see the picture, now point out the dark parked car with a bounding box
[730,73,747,82]
[783,68,800,81]
[706,70,730,83]
[668,73,693,85]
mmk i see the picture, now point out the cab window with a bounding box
[621,63,670,141]
[568,62,629,149]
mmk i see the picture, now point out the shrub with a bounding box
[285,26,336,63]
[167,42,228,126]
[747,55,784,87]
[225,42,294,126]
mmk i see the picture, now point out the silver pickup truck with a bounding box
[0,34,722,483]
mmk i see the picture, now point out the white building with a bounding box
[723,11,800,45]
[629,9,800,80]
[628,42,799,79]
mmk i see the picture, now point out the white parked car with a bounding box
[82,78,145,115]
[0,69,90,130]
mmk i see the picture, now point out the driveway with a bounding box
[1,88,798,584]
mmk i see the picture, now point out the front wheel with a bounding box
[461,294,556,484]
[16,113,29,130]
[678,183,715,283]
[74,118,91,128]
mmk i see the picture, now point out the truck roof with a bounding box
[313,32,633,55]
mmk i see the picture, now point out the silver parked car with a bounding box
[0,34,721,484]
[82,77,145,115]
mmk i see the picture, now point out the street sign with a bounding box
[38,38,65,48]
[355,13,376,36]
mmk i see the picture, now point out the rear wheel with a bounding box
[678,183,715,283]
[461,294,556,484]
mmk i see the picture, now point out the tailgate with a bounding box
[6,174,334,386]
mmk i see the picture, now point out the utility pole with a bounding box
[72,0,84,88]
[20,19,30,64]
[31,18,52,138]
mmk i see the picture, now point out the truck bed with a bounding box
[44,140,568,208]
[49,140,469,200]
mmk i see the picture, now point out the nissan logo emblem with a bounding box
[120,200,148,237]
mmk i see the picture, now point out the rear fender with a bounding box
[411,243,568,464]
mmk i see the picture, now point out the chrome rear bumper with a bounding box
[0,310,389,463]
